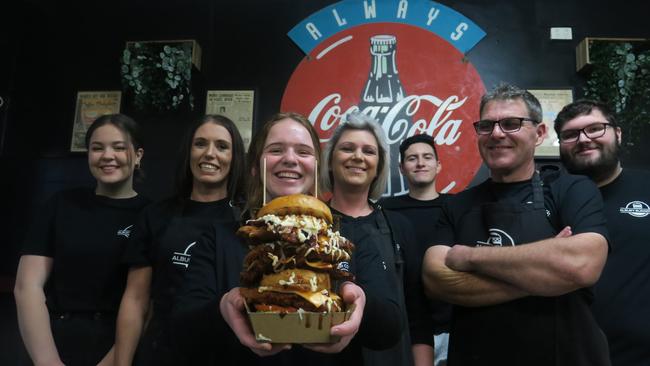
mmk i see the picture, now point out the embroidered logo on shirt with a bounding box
[172,241,196,268]
[619,201,650,218]
[117,225,133,238]
[476,228,515,247]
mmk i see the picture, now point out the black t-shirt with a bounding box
[22,188,150,313]
[334,208,433,347]
[124,197,237,315]
[435,172,611,366]
[593,169,650,366]
[380,194,450,251]
[380,194,452,334]
[173,210,403,365]
[436,173,609,244]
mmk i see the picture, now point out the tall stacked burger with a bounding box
[238,194,355,314]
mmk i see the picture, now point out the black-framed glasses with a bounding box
[558,122,612,143]
[473,117,537,135]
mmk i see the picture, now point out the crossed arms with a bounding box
[422,230,608,307]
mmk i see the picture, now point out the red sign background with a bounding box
[282,23,485,194]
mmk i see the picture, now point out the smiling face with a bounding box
[399,142,441,189]
[190,121,233,196]
[478,99,546,182]
[88,124,142,191]
[331,129,379,193]
[261,118,317,200]
[559,109,621,181]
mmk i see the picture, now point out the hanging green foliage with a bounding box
[121,42,195,112]
[584,41,650,153]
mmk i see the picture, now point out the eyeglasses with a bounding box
[558,122,612,143]
[473,117,537,135]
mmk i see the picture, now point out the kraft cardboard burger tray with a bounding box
[244,302,355,343]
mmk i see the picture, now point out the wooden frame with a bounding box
[576,37,649,72]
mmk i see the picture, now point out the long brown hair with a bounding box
[174,115,246,204]
[245,112,321,212]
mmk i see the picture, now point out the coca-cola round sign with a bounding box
[282,1,486,195]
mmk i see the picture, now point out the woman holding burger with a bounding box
[114,114,246,366]
[175,112,401,364]
[321,111,434,366]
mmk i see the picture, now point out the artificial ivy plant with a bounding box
[121,41,195,111]
[583,41,650,154]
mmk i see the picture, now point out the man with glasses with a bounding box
[422,84,611,366]
[556,99,650,366]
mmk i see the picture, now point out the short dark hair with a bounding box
[399,134,438,163]
[480,83,543,123]
[174,114,246,203]
[554,99,617,135]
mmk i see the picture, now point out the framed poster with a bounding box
[206,90,255,150]
[529,89,574,157]
[70,91,122,152]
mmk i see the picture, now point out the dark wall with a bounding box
[1,0,649,275]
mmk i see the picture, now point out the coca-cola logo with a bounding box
[282,2,486,195]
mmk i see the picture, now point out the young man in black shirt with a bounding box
[421,84,611,366]
[556,99,650,366]
[380,134,450,366]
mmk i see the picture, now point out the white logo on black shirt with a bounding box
[476,228,516,247]
[620,201,650,218]
[172,241,196,268]
[117,225,133,238]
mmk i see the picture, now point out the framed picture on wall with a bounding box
[205,90,255,150]
[70,91,122,152]
[529,88,574,157]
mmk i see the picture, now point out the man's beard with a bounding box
[561,140,620,183]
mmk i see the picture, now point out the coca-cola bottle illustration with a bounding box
[358,35,413,197]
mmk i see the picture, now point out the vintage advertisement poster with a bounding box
[206,90,254,149]
[70,91,122,152]
[529,89,574,157]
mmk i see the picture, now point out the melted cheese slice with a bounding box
[305,259,333,269]
[258,286,340,309]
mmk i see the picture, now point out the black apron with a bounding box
[448,173,610,366]
[360,207,414,366]
[449,174,557,365]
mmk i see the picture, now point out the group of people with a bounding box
[13,82,649,366]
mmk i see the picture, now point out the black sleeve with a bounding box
[21,192,59,257]
[353,237,403,350]
[391,212,435,347]
[171,222,255,364]
[554,174,610,242]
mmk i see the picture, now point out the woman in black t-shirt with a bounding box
[15,114,149,366]
[321,111,434,366]
[174,112,401,365]
[114,115,246,366]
